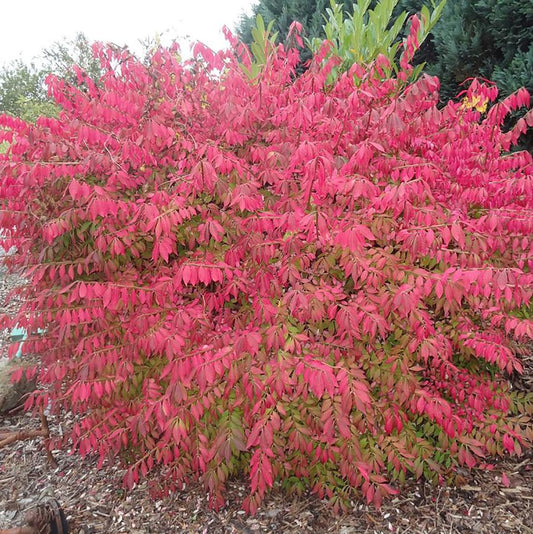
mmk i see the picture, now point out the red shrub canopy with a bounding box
[1,27,532,512]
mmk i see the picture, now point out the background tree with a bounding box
[393,0,533,103]
[237,0,533,102]
[237,0,349,47]
[237,0,445,81]
[0,60,55,122]
[40,32,104,87]
[307,0,444,84]
[237,0,354,68]
[425,0,533,149]
[0,33,103,122]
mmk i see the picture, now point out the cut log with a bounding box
[0,359,35,414]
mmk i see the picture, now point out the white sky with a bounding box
[0,0,256,67]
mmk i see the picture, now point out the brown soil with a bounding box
[0,419,531,534]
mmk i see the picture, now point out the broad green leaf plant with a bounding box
[309,0,447,83]
[238,14,279,80]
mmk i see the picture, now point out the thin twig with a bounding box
[39,408,58,468]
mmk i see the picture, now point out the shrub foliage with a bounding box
[1,24,533,513]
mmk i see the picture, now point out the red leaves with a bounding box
[207,219,224,242]
[501,471,511,487]
[295,356,338,399]
[335,225,375,252]
[458,446,477,468]
[392,284,419,317]
[179,263,225,286]
[152,237,174,262]
[450,223,466,248]
[502,434,516,454]
[68,179,92,200]
[352,142,374,168]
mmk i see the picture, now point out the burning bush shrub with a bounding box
[1,23,532,513]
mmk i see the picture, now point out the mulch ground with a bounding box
[0,421,531,534]
[0,263,532,534]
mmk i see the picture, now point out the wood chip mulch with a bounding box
[0,423,531,534]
